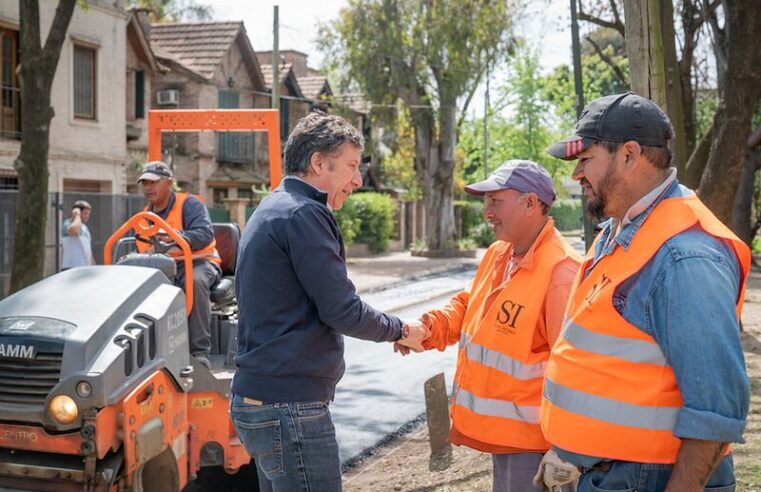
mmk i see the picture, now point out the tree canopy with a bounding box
[320,0,514,250]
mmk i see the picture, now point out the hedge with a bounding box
[335,192,396,253]
[550,199,583,231]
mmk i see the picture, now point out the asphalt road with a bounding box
[333,270,474,463]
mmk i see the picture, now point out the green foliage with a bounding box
[752,237,761,254]
[380,106,422,200]
[541,41,630,128]
[467,222,496,248]
[549,199,583,232]
[319,0,514,250]
[336,192,397,253]
[695,90,719,141]
[410,239,428,253]
[458,47,576,196]
[125,0,212,22]
[319,0,512,113]
[455,199,484,237]
[335,197,361,246]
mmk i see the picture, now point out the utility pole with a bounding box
[570,0,595,249]
[272,5,280,110]
[483,62,490,179]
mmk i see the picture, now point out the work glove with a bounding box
[532,449,581,492]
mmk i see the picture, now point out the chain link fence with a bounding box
[0,191,146,298]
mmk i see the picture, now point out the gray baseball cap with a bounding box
[137,161,173,182]
[465,159,556,206]
[547,92,675,161]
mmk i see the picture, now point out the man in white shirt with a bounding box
[61,200,94,270]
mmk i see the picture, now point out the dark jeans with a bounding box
[579,454,735,492]
[174,261,219,355]
[493,453,576,492]
[229,394,341,492]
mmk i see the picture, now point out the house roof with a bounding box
[335,93,371,115]
[297,76,331,100]
[126,10,160,73]
[260,63,291,87]
[260,63,305,99]
[149,21,265,89]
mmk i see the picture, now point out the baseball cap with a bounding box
[547,92,675,161]
[73,200,91,210]
[465,159,556,206]
[137,161,173,182]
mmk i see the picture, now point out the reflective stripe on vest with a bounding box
[459,332,547,380]
[455,385,541,423]
[543,378,678,430]
[541,195,750,464]
[450,220,581,450]
[562,321,668,366]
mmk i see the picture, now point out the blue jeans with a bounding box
[579,455,735,491]
[229,394,341,492]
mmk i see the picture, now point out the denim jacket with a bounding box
[557,179,750,473]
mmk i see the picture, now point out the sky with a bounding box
[211,0,580,116]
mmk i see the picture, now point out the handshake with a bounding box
[393,318,430,356]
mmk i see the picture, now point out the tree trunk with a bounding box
[409,99,457,251]
[623,0,687,174]
[683,120,714,189]
[426,103,457,251]
[731,150,761,245]
[10,0,76,294]
[697,0,761,227]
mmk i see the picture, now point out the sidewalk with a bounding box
[341,265,761,491]
[347,250,482,294]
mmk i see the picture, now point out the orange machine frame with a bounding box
[147,109,283,189]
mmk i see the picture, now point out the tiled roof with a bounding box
[297,76,331,100]
[260,63,293,89]
[335,93,371,115]
[150,21,243,79]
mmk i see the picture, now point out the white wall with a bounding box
[0,0,128,192]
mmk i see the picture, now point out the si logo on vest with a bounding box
[496,300,525,335]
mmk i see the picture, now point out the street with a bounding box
[333,270,474,462]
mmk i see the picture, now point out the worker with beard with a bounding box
[535,92,751,492]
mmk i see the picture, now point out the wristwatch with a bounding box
[398,324,410,341]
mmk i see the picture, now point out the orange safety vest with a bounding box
[541,195,750,464]
[136,192,221,266]
[451,224,581,450]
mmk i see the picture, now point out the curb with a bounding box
[355,263,478,295]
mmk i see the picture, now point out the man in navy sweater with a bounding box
[231,112,428,491]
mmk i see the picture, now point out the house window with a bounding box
[73,45,97,119]
[0,176,18,190]
[134,70,145,119]
[0,28,20,138]
[217,90,255,164]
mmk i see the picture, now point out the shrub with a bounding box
[455,199,485,239]
[467,222,496,247]
[549,199,583,231]
[335,197,361,246]
[340,192,396,253]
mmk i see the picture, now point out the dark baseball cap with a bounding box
[137,161,173,182]
[465,159,556,206]
[547,92,675,161]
